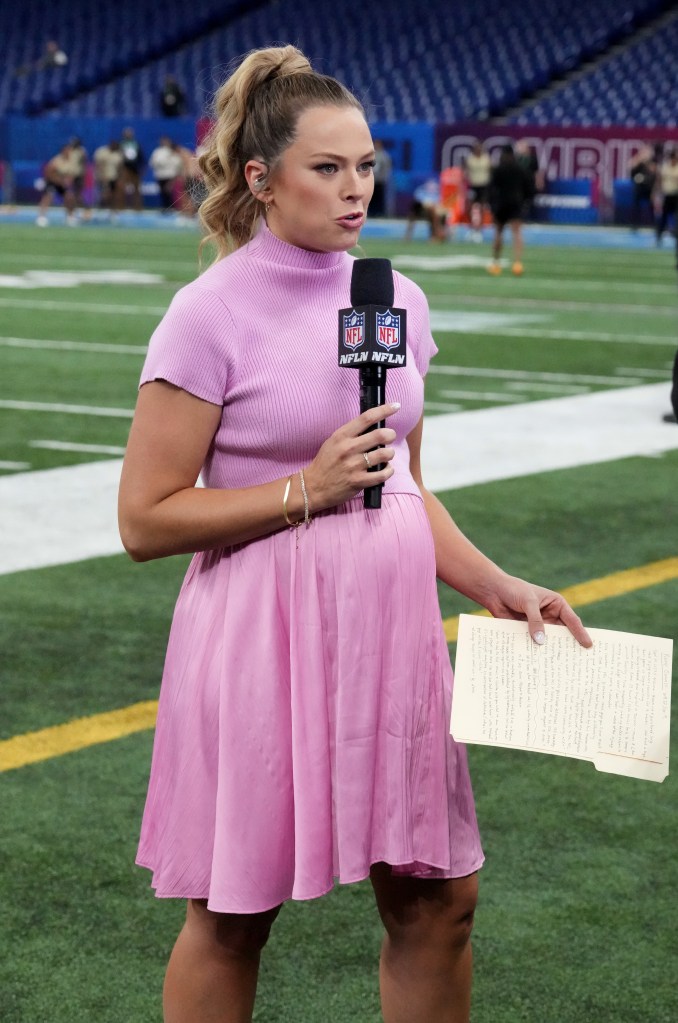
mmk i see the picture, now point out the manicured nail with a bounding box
[390,402,401,410]
[533,631,545,645]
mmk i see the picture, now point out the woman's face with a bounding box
[263,105,375,252]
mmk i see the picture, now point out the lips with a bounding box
[336,212,364,228]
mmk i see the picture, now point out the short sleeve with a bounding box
[393,271,438,378]
[140,283,236,405]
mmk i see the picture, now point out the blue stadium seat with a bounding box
[1,0,674,125]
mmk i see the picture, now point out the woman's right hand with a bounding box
[303,403,400,513]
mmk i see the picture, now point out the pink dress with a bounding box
[136,225,484,913]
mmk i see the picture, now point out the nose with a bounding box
[342,168,369,203]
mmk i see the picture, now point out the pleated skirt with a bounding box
[137,493,484,913]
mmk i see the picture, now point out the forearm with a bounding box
[119,472,306,562]
[420,485,509,607]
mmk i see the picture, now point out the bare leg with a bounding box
[163,898,282,1023]
[492,223,503,261]
[370,864,478,1023]
[487,223,504,272]
[36,189,53,225]
[510,220,524,265]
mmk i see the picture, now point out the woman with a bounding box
[118,46,591,1023]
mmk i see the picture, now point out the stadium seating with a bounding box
[0,0,672,124]
[511,8,678,126]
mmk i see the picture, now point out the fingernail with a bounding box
[390,402,401,410]
[533,631,545,645]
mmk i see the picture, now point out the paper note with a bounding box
[451,615,672,782]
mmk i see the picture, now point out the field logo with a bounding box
[377,310,401,350]
[342,309,365,350]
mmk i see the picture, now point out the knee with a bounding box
[431,876,477,952]
[380,872,478,954]
[187,900,281,960]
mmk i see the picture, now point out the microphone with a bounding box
[338,258,407,509]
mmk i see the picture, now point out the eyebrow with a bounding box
[309,151,375,161]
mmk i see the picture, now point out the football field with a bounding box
[1,221,677,1022]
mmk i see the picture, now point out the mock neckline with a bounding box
[246,220,348,270]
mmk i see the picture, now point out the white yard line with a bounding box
[1,383,677,577]
[423,382,678,491]
[427,364,649,386]
[0,252,195,272]
[438,389,525,403]
[0,400,134,417]
[0,336,147,354]
[429,295,677,317]
[424,401,464,413]
[0,298,167,316]
[462,327,677,346]
[30,440,127,455]
[503,381,590,394]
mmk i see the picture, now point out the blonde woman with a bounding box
[118,45,591,1023]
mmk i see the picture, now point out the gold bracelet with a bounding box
[283,475,303,527]
[299,468,312,527]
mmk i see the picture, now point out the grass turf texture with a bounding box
[1,223,676,1021]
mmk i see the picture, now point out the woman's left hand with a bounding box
[485,575,593,648]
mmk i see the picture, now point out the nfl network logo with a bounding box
[376,310,401,350]
[343,309,365,350]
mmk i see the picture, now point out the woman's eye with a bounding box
[360,160,376,173]
[315,163,337,174]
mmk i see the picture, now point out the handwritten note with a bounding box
[451,616,672,782]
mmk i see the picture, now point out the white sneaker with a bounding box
[36,215,48,227]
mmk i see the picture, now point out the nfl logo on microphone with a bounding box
[342,309,365,350]
[377,310,401,350]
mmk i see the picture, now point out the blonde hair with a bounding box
[198,45,363,258]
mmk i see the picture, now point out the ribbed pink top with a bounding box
[140,223,437,496]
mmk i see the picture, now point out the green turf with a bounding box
[1,222,676,1022]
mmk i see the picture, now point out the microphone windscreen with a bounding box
[350,258,394,308]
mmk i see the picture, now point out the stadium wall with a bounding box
[3,115,678,223]
[0,115,434,210]
[437,122,678,223]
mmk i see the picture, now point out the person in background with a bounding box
[463,140,491,240]
[662,241,678,424]
[628,145,657,230]
[41,40,68,69]
[515,139,541,221]
[173,141,203,217]
[68,136,90,219]
[149,136,184,213]
[36,142,77,227]
[655,148,678,247]
[93,139,123,215]
[15,39,68,76]
[662,350,678,424]
[487,144,529,276]
[404,177,448,241]
[119,127,145,210]
[161,75,187,118]
[118,43,591,1023]
[370,139,392,216]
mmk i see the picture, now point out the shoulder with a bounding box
[164,267,234,326]
[393,269,429,311]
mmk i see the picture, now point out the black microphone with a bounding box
[338,258,407,509]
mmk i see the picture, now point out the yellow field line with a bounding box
[0,701,158,773]
[2,556,677,773]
